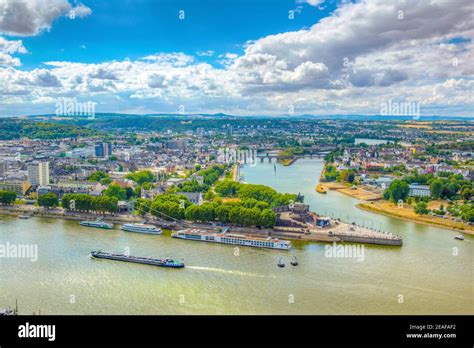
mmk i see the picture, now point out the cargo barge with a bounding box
[90,251,184,268]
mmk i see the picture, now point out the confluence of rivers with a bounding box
[0,158,472,314]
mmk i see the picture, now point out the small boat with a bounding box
[290,256,298,266]
[277,257,285,268]
[90,250,184,268]
[121,223,162,235]
[316,184,328,194]
[18,214,31,219]
[0,300,18,316]
[454,235,464,241]
[80,219,113,229]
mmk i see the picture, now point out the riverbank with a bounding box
[335,186,382,201]
[358,201,473,234]
[279,157,297,166]
[319,182,382,200]
[0,205,402,246]
[0,205,142,224]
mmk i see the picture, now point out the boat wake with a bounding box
[187,266,275,278]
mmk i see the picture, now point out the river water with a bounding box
[0,158,472,314]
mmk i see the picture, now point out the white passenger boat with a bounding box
[121,223,162,235]
[171,229,291,250]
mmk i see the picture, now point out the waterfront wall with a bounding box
[333,233,403,246]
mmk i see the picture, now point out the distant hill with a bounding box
[19,113,474,121]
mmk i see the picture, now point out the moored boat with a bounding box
[277,257,285,268]
[121,223,162,235]
[172,228,291,250]
[316,184,328,194]
[80,219,113,229]
[90,250,184,268]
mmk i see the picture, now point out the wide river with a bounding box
[1,158,472,314]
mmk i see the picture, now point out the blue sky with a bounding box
[19,0,336,70]
[0,0,473,117]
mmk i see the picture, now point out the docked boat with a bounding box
[90,250,184,268]
[121,223,162,235]
[0,300,18,316]
[18,214,31,219]
[454,235,464,241]
[316,184,328,194]
[80,219,113,229]
[172,229,291,250]
[277,258,285,268]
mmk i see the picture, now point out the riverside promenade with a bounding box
[0,205,402,246]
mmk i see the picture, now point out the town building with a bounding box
[27,161,50,186]
[95,143,112,158]
[409,184,431,197]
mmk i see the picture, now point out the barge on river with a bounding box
[90,251,184,268]
[172,229,291,250]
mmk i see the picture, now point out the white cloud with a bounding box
[0,0,473,116]
[298,0,325,7]
[70,3,92,19]
[0,0,91,37]
[196,50,214,57]
[0,36,27,66]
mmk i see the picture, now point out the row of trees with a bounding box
[62,194,118,214]
[136,192,278,227]
[185,203,276,227]
[214,180,297,207]
[196,165,225,186]
[0,190,16,205]
[38,193,59,208]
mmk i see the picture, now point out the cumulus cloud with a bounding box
[196,50,214,57]
[0,0,473,116]
[298,0,325,7]
[232,0,474,92]
[0,0,91,37]
[0,36,27,66]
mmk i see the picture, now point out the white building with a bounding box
[409,184,431,198]
[27,161,50,186]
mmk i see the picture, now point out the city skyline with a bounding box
[0,0,473,117]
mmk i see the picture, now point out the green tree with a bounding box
[386,180,410,202]
[215,204,232,223]
[104,184,127,200]
[88,171,109,182]
[214,180,241,197]
[0,190,16,205]
[414,202,430,215]
[259,208,276,228]
[429,179,444,199]
[38,193,58,208]
[125,170,156,185]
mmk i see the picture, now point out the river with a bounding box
[0,158,472,314]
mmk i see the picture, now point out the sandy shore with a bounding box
[320,182,382,200]
[358,201,473,234]
[336,186,382,201]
